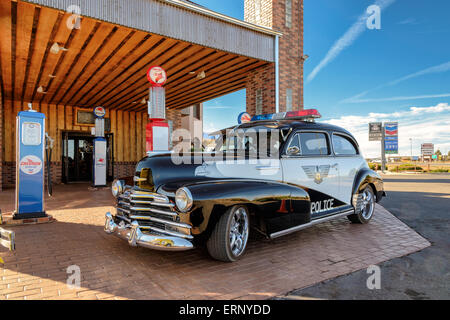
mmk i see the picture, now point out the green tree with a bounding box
[435,149,442,156]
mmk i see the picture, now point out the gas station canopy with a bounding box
[0,0,280,111]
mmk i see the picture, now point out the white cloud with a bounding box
[323,103,450,157]
[203,122,220,134]
[387,61,450,86]
[205,106,233,109]
[345,93,450,103]
[307,0,396,83]
[397,17,417,25]
[341,61,450,103]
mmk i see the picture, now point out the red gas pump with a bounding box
[146,66,169,152]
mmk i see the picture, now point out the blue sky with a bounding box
[195,0,450,157]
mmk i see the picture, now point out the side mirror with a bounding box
[287,146,300,155]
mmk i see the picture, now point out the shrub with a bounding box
[429,168,450,173]
[389,164,423,171]
[367,163,377,170]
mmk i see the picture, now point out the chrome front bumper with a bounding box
[104,212,194,251]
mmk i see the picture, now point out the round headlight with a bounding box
[112,179,125,198]
[175,187,193,212]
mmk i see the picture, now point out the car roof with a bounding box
[234,119,353,136]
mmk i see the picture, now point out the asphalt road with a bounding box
[284,173,450,300]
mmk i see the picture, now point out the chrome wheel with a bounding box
[229,207,249,257]
[360,188,375,220]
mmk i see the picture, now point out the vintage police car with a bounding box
[104,109,386,262]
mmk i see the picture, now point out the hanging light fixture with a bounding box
[196,70,206,79]
[50,42,68,54]
[37,86,47,94]
[140,97,147,104]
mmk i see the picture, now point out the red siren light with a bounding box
[250,108,321,122]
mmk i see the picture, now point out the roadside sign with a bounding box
[421,143,434,156]
[432,154,437,160]
[369,122,382,141]
[384,122,398,154]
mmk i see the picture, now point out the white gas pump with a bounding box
[93,106,107,187]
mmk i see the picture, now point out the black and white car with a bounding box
[105,109,386,262]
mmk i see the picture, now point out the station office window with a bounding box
[285,0,292,28]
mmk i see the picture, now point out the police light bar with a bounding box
[251,109,321,122]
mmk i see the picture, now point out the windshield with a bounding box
[213,127,282,159]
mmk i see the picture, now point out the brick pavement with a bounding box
[0,184,430,300]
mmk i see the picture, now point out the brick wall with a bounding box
[245,64,276,116]
[245,0,304,115]
[1,161,62,189]
[114,162,137,178]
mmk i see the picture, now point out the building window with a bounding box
[255,0,262,25]
[285,0,292,28]
[255,88,263,115]
[286,88,292,112]
[193,104,201,120]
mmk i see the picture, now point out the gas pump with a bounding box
[14,103,47,219]
[93,106,107,187]
[146,66,169,152]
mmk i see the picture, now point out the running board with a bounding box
[269,209,354,239]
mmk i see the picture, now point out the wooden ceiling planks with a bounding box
[0,1,13,100]
[112,51,240,111]
[97,39,189,108]
[22,7,59,101]
[13,1,35,102]
[54,22,116,105]
[35,11,73,103]
[40,17,97,104]
[74,33,161,106]
[89,37,179,106]
[66,29,140,105]
[2,1,272,114]
[62,26,133,105]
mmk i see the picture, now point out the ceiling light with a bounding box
[140,98,147,104]
[50,42,68,54]
[37,86,47,94]
[48,74,56,78]
[189,71,196,75]
[196,71,206,79]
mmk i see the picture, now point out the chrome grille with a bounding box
[116,190,193,239]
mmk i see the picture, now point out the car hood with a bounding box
[134,152,247,194]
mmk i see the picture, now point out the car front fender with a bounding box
[352,168,385,202]
[165,179,310,241]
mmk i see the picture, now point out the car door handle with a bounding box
[331,163,339,168]
[256,165,280,171]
